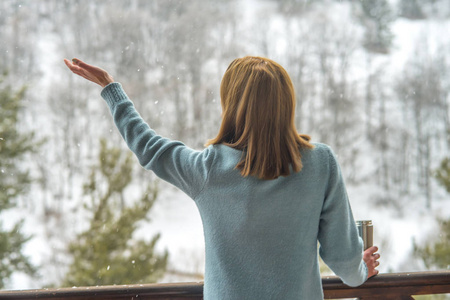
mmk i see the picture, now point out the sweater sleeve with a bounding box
[317,147,368,287]
[100,82,214,199]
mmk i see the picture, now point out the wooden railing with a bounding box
[0,271,449,300]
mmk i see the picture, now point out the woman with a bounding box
[64,56,380,300]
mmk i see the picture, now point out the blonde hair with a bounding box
[206,56,314,180]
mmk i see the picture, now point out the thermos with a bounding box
[356,220,373,250]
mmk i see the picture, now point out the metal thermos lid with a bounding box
[356,220,372,225]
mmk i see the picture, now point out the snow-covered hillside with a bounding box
[1,0,449,290]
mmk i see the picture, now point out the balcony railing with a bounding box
[0,271,449,300]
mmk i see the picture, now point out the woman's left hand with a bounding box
[64,58,114,88]
[363,246,380,278]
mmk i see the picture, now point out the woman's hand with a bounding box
[64,58,114,88]
[363,246,380,279]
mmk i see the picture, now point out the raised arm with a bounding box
[64,58,214,199]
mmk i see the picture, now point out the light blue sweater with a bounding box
[101,82,367,300]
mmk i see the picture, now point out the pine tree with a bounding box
[413,159,450,272]
[62,139,168,286]
[0,72,37,288]
[435,157,450,193]
[413,219,450,270]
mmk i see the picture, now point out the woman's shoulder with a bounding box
[300,142,338,168]
[305,142,334,156]
[311,142,332,151]
[205,143,242,162]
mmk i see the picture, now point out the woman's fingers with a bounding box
[72,58,100,73]
[366,246,378,255]
[63,58,72,68]
[363,245,380,279]
[64,59,89,78]
[64,58,78,72]
[67,58,96,76]
[64,58,114,87]
[64,59,94,81]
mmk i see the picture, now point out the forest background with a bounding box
[0,0,449,290]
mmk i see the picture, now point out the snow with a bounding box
[391,17,450,71]
[4,0,450,291]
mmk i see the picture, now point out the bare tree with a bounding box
[395,42,450,208]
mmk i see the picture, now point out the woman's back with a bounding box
[189,143,366,299]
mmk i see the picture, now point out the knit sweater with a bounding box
[101,82,368,300]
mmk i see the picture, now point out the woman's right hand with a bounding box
[64,58,114,88]
[363,246,380,279]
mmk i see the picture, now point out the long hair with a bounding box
[206,56,314,180]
